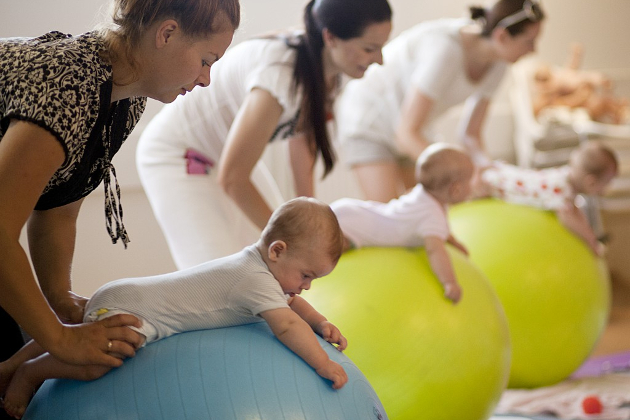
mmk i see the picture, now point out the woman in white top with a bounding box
[137,0,393,269]
[336,0,545,202]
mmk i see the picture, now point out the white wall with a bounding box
[3,0,630,295]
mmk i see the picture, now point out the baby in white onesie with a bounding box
[331,143,476,303]
[1,197,348,417]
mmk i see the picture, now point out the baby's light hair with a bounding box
[571,141,619,180]
[261,197,344,263]
[415,143,475,193]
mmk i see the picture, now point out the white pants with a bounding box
[136,134,285,269]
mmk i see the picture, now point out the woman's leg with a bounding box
[400,163,417,193]
[352,161,408,203]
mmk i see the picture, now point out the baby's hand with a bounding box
[592,241,606,257]
[447,235,469,256]
[316,360,348,389]
[315,321,348,351]
[443,281,462,304]
[452,240,469,256]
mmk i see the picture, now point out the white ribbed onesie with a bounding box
[83,245,288,344]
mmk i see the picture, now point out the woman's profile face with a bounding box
[144,22,235,103]
[325,20,392,79]
[496,21,543,63]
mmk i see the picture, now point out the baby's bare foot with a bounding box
[3,363,40,419]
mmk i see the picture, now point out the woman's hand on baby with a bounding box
[48,290,88,324]
[51,315,144,367]
[315,321,347,351]
[316,360,348,389]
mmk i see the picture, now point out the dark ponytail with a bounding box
[291,0,333,176]
[290,0,392,177]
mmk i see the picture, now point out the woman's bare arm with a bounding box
[217,88,284,230]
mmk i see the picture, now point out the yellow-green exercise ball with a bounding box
[304,246,510,420]
[449,199,611,388]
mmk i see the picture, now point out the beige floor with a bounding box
[591,209,630,356]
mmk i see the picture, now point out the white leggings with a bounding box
[137,138,285,269]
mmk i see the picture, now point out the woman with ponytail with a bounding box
[0,0,239,385]
[137,0,393,269]
[336,0,545,202]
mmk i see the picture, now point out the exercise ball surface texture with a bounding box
[450,199,611,388]
[304,246,511,420]
[24,322,387,420]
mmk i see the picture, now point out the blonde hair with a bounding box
[261,197,344,263]
[416,143,475,193]
[99,0,240,83]
[571,141,618,180]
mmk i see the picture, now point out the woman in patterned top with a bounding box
[136,0,393,269]
[0,0,239,377]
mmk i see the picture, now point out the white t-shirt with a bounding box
[336,18,507,156]
[84,245,289,344]
[138,37,302,162]
[330,184,450,248]
[482,163,573,210]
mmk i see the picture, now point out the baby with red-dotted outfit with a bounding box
[475,141,618,255]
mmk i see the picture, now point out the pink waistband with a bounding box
[184,148,214,175]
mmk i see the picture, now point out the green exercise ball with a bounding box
[449,199,611,388]
[304,246,510,420]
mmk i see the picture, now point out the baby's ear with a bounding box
[268,240,288,261]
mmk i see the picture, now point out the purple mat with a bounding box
[571,351,630,378]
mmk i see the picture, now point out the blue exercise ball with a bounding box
[24,322,387,420]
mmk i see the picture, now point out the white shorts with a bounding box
[340,134,415,167]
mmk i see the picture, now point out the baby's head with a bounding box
[416,143,476,204]
[568,141,618,196]
[258,197,344,297]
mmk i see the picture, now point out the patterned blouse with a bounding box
[0,31,147,246]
